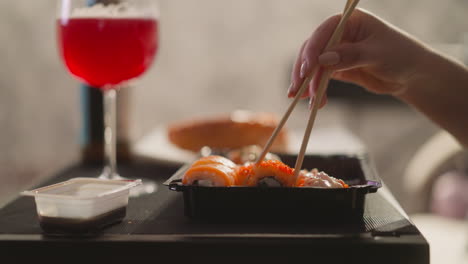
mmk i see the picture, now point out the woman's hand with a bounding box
[288,8,430,104]
[288,8,468,148]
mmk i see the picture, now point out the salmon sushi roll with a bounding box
[239,160,295,187]
[191,155,237,169]
[296,169,348,188]
[182,164,238,187]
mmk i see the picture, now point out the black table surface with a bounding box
[0,161,429,263]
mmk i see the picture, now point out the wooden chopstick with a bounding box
[255,69,316,165]
[344,0,353,12]
[291,0,360,181]
[256,0,358,166]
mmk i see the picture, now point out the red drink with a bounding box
[58,17,158,88]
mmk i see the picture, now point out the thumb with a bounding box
[317,42,372,71]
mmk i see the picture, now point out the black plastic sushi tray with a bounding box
[165,153,382,222]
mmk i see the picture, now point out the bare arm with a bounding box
[398,49,468,147]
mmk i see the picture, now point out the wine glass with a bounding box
[57,0,159,195]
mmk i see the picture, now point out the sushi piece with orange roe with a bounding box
[238,160,295,187]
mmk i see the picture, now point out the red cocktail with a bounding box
[57,0,159,196]
[58,17,158,88]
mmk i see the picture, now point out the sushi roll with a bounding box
[238,160,295,187]
[296,169,348,188]
[182,155,238,187]
[191,155,237,169]
[182,165,237,187]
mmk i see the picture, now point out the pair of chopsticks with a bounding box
[256,0,360,181]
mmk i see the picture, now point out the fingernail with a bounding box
[309,86,315,98]
[318,51,340,66]
[287,83,295,97]
[300,60,309,78]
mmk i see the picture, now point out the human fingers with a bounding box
[308,67,328,109]
[288,40,308,98]
[317,42,374,71]
[331,69,391,94]
[288,15,342,98]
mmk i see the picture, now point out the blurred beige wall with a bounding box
[1,0,467,206]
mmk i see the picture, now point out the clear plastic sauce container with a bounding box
[22,177,141,234]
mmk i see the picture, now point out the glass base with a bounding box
[99,167,157,197]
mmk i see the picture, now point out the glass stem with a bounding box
[103,88,118,179]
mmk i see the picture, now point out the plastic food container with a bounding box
[165,154,381,223]
[22,177,141,234]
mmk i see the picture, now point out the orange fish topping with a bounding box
[238,160,295,186]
